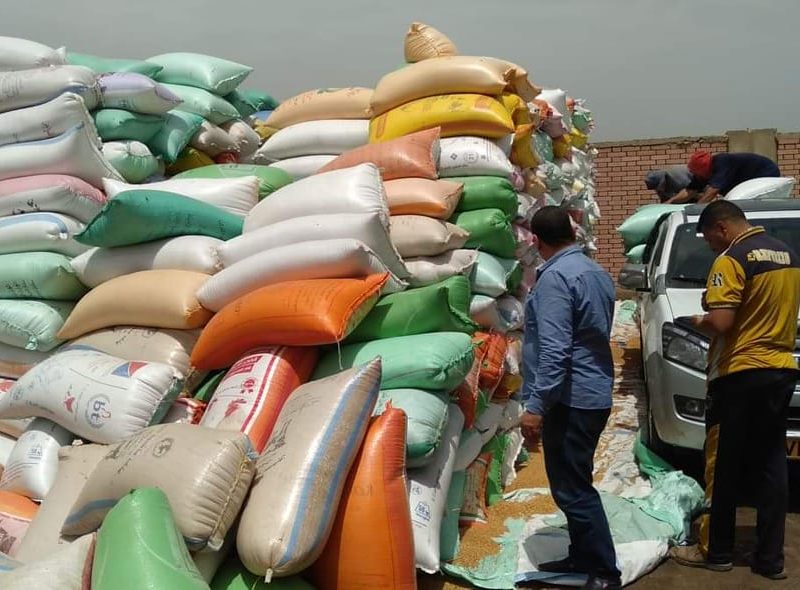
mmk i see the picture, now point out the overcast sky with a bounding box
[5,0,799,141]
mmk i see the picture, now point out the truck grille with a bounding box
[789,407,800,433]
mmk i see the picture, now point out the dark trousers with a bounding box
[542,402,620,581]
[701,368,796,571]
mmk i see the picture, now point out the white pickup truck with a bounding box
[618,200,800,458]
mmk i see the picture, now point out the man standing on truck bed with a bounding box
[666,151,781,204]
[670,200,800,581]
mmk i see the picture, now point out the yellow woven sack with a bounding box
[570,127,589,150]
[166,147,215,176]
[511,123,539,169]
[369,94,514,143]
[552,134,572,159]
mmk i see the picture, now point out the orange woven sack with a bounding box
[309,406,415,590]
[318,127,440,181]
[477,331,508,396]
[384,178,462,219]
[191,274,388,369]
[455,335,488,429]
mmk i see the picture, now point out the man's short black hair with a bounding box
[529,206,575,247]
[696,200,746,232]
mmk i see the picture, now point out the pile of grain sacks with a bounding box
[0,22,602,589]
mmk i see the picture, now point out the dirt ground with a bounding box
[420,312,800,589]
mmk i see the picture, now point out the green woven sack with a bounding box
[149,53,253,96]
[448,176,518,217]
[75,189,243,247]
[482,433,509,507]
[626,244,647,264]
[440,469,467,561]
[450,208,517,258]
[147,110,204,164]
[67,51,163,77]
[471,252,520,297]
[0,252,87,300]
[346,276,476,343]
[0,300,73,351]
[161,83,239,124]
[192,370,226,403]
[313,332,474,391]
[94,109,164,143]
[211,556,314,589]
[174,164,293,199]
[224,89,279,118]
[92,488,208,590]
[376,389,449,467]
[617,204,685,251]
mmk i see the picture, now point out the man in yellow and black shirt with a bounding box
[671,200,800,580]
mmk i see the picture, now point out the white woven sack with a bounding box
[198,238,406,312]
[0,66,100,113]
[243,163,389,231]
[103,176,258,217]
[221,120,260,160]
[0,348,182,444]
[0,418,74,500]
[0,123,122,188]
[70,235,223,287]
[222,212,408,279]
[0,37,66,71]
[265,155,337,179]
[407,405,464,573]
[0,212,87,256]
[190,119,239,157]
[257,119,369,160]
[438,136,513,178]
[404,249,479,288]
[0,93,98,148]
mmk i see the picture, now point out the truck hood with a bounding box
[665,288,703,320]
[666,288,800,322]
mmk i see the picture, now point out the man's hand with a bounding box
[521,411,544,450]
[690,314,706,328]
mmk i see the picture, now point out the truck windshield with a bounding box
[667,218,800,289]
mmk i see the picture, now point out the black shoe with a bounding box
[752,566,787,581]
[582,577,622,590]
[537,556,579,573]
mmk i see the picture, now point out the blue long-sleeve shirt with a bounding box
[522,246,615,415]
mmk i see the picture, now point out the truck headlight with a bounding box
[662,322,709,373]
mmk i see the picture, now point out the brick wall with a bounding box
[593,133,800,279]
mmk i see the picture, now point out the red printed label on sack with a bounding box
[0,512,31,556]
[201,348,283,433]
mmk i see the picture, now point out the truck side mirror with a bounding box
[618,263,649,291]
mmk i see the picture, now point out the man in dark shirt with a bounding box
[645,165,694,202]
[668,151,780,204]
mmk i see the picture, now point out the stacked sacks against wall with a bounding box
[0,24,604,588]
[252,87,374,179]
[531,90,601,263]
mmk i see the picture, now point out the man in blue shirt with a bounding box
[521,206,620,590]
[645,165,694,202]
